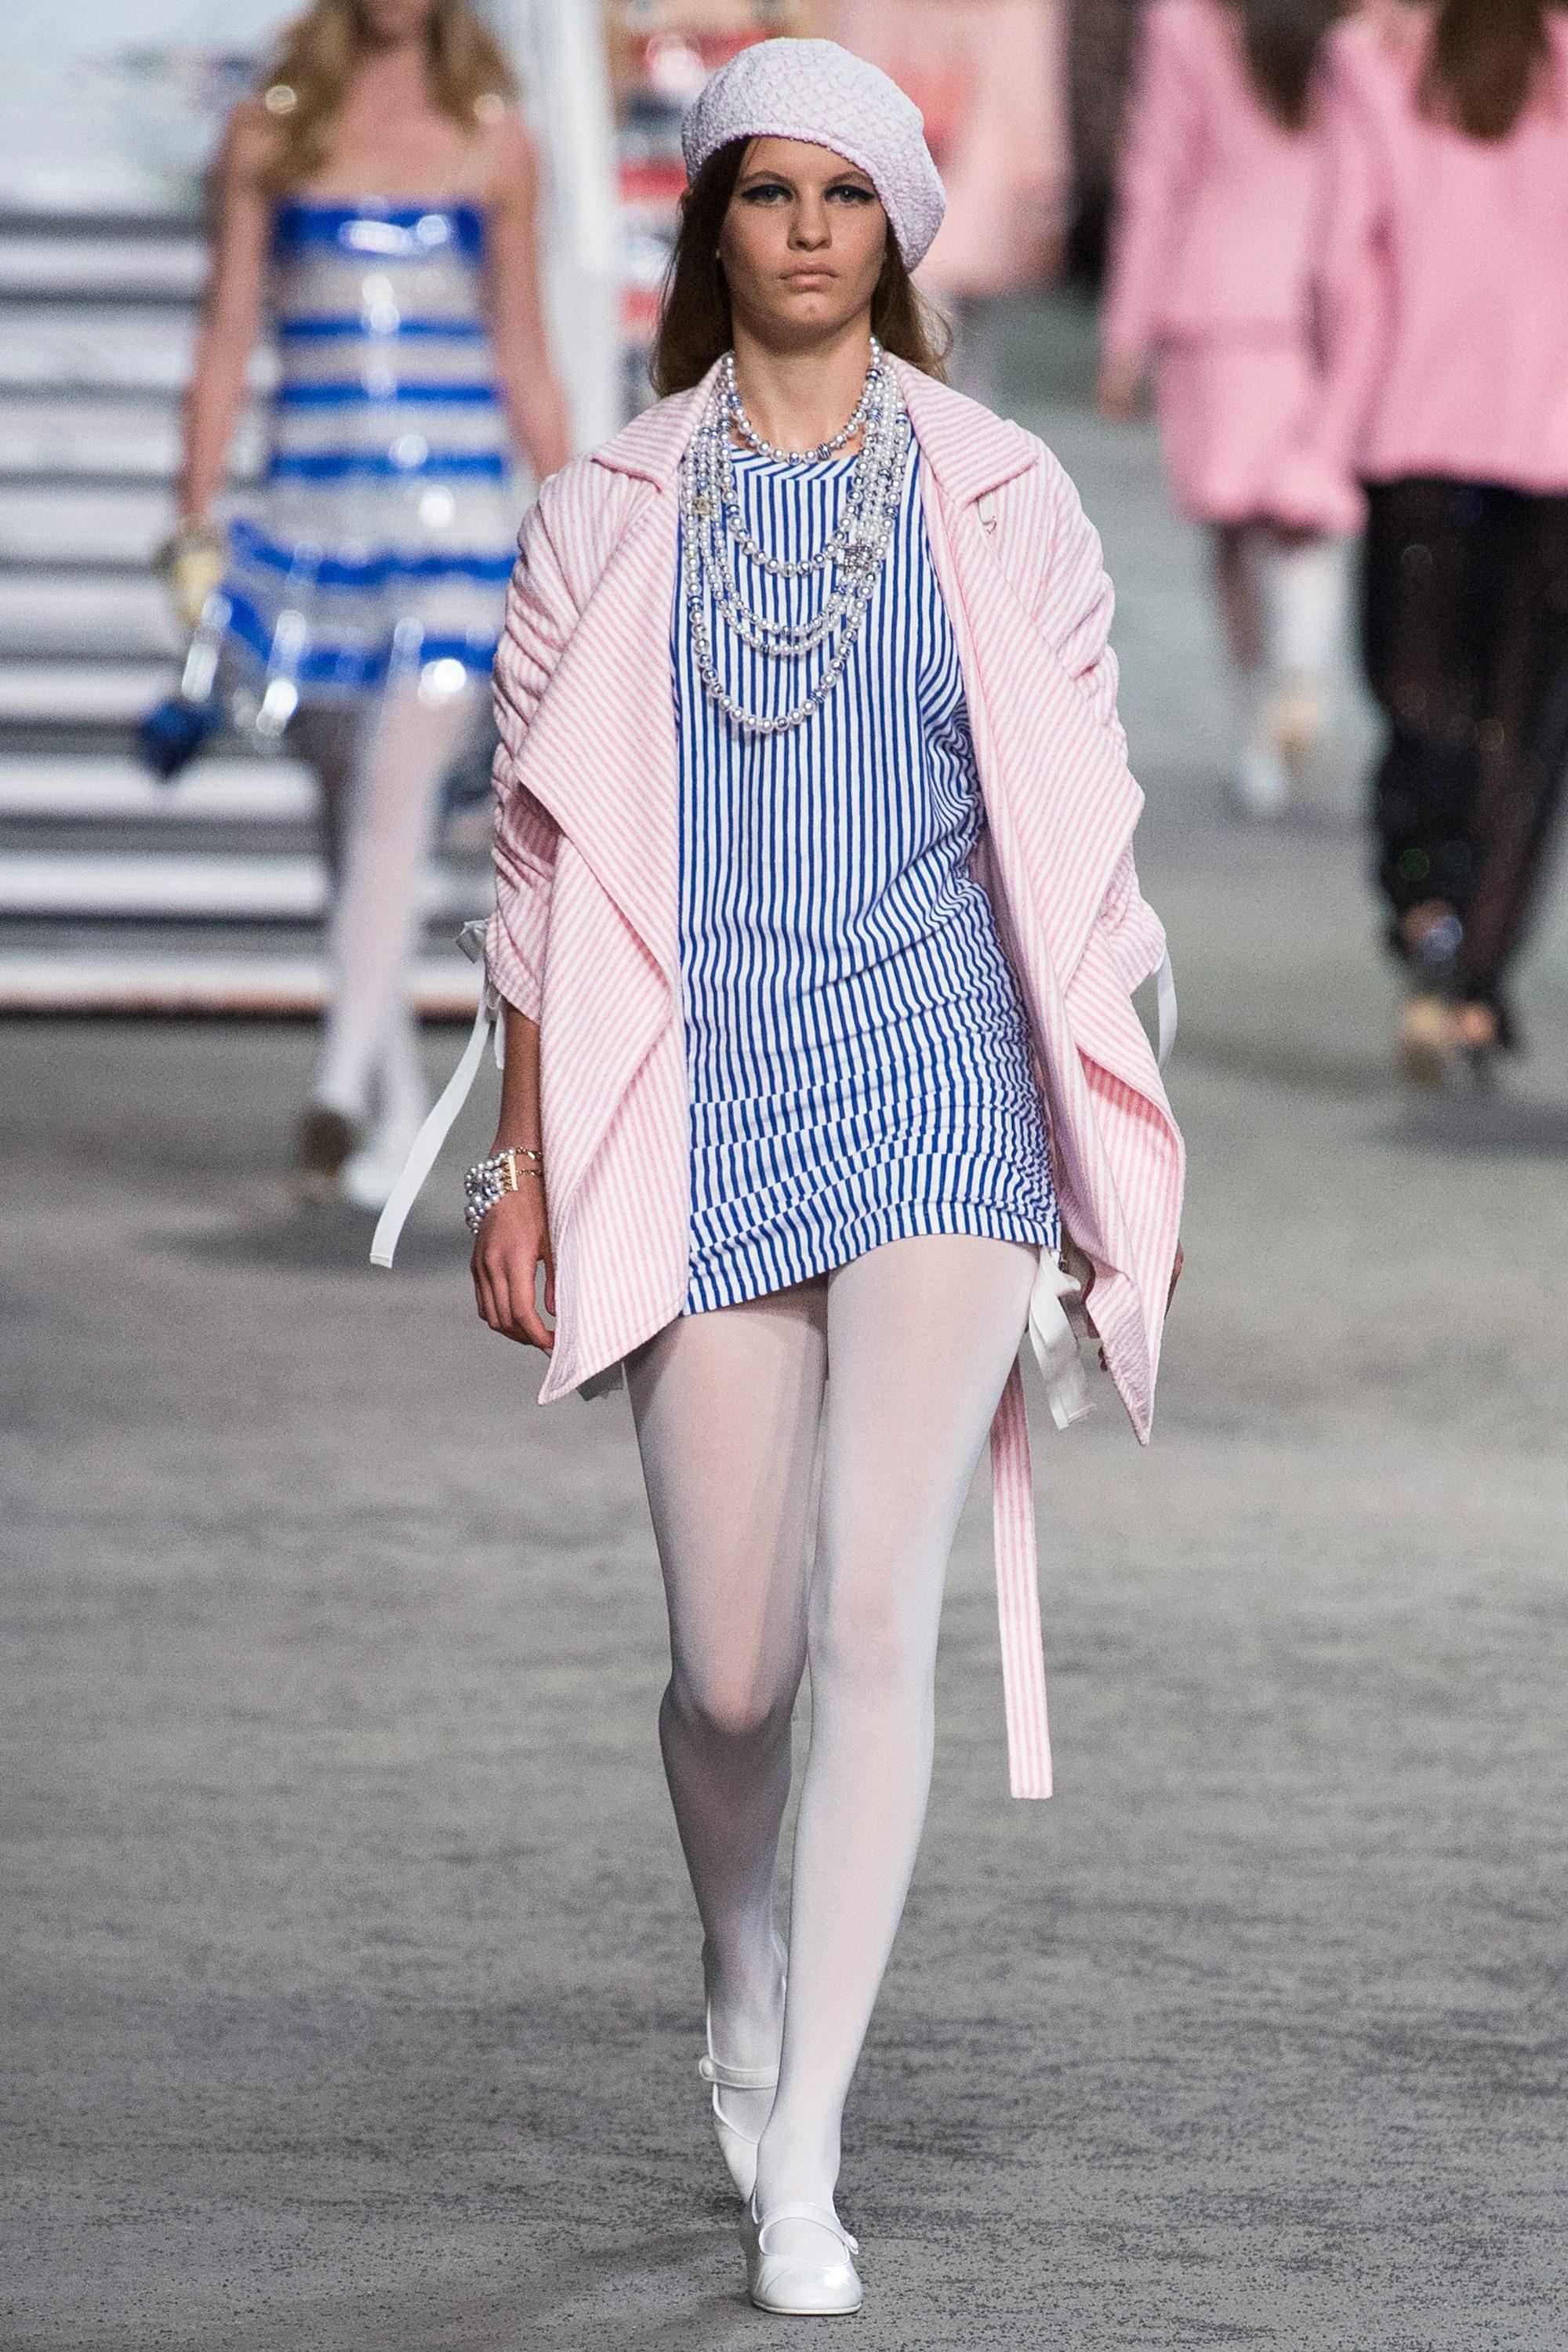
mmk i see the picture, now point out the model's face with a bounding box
[356,0,438,48]
[718,138,888,347]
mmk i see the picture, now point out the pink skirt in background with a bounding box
[1156,335,1319,525]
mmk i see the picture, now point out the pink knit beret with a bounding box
[681,38,946,270]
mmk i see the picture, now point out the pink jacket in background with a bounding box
[1101,0,1331,365]
[1279,13,1568,532]
[832,0,1070,296]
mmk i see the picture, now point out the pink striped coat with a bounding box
[482,357,1185,1797]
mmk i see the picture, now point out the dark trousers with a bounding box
[1360,476,1568,1025]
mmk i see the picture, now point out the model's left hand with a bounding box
[1062,1234,1183,1367]
[158,519,227,633]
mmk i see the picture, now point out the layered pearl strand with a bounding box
[678,341,912,737]
[721,346,877,465]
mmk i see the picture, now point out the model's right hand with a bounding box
[471,1188,555,1352]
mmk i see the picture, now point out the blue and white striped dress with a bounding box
[675,441,1060,1315]
[220,201,518,707]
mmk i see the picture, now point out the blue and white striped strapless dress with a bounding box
[675,442,1060,1314]
[221,201,519,713]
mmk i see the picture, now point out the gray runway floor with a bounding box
[4,379,1566,2350]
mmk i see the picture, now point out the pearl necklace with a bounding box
[678,350,911,737]
[721,343,880,465]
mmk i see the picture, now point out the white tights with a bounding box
[624,1233,1038,2231]
[294,681,477,1134]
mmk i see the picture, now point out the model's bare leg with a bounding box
[1215,523,1279,813]
[625,1283,829,2143]
[1214,520,1265,676]
[753,1234,1037,2249]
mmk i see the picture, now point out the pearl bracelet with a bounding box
[464,1147,543,1234]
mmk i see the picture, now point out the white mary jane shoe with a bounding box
[741,2198,863,2317]
[698,2008,779,2202]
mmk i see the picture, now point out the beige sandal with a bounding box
[1397,993,1457,1087]
[1265,669,1327,777]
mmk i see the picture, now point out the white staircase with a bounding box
[0,209,485,1016]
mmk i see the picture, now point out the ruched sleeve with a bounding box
[485,491,579,1021]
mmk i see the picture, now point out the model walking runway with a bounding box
[1276,0,1568,1080]
[171,0,568,1203]
[1098,0,1348,816]
[397,33,1185,2319]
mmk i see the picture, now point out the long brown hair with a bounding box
[1228,0,1341,130]
[258,0,516,193]
[1421,0,1560,140]
[650,140,950,398]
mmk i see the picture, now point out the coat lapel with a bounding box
[895,359,1148,1008]
[500,382,715,1246]
[506,486,682,988]
[502,376,715,993]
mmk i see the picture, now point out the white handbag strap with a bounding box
[1026,1250,1092,1433]
[370,923,500,1269]
[1155,946,1177,1069]
[369,993,492,1269]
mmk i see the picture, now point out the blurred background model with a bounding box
[1274,0,1568,1085]
[1097,0,1348,822]
[172,0,569,1207]
[0,0,610,1071]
